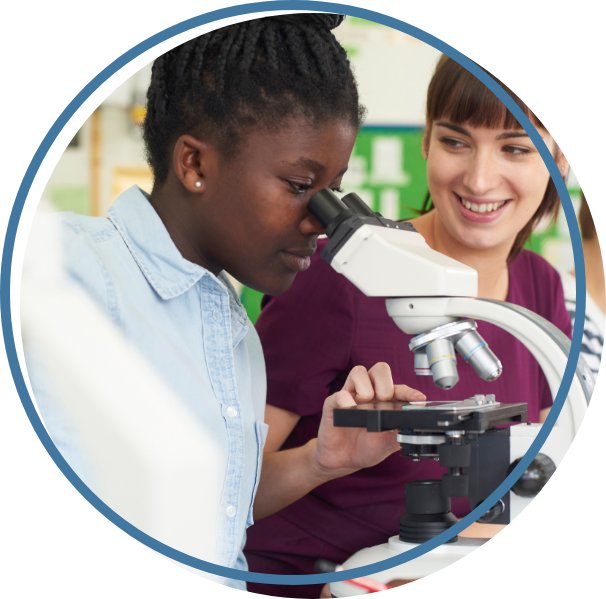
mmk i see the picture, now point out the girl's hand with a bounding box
[312,363,425,479]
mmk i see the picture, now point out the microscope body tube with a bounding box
[326,222,478,299]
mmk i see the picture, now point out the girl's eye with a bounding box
[287,182,344,195]
[288,181,313,194]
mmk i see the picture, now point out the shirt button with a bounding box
[226,505,236,518]
[213,310,219,321]
[226,406,238,418]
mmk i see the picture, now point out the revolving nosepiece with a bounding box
[409,319,502,389]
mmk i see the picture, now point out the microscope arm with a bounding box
[386,296,591,446]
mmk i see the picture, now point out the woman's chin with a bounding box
[452,232,510,254]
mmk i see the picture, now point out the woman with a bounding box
[25,14,424,591]
[244,55,572,598]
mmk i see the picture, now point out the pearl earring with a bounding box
[195,181,202,188]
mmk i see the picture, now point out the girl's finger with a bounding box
[368,362,395,401]
[342,365,374,402]
[394,384,426,403]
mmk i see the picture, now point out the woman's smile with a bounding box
[454,192,511,223]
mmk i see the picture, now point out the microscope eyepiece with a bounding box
[307,189,350,230]
[341,192,376,217]
[308,189,380,238]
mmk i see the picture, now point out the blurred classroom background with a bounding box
[42,17,582,323]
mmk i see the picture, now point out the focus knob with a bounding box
[508,453,556,498]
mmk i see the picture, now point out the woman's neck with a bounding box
[574,237,606,315]
[411,211,511,301]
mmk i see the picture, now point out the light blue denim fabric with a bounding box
[28,186,268,590]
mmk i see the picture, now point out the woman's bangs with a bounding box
[431,66,542,131]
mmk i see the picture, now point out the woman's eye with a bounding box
[331,186,344,193]
[503,145,531,156]
[440,137,466,149]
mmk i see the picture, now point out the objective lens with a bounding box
[454,330,502,381]
[413,349,432,376]
[425,338,459,390]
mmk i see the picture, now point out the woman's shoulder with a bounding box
[511,248,559,275]
[508,248,568,321]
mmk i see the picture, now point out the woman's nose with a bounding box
[463,152,500,196]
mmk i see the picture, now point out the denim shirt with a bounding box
[30,186,267,589]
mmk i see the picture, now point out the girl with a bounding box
[26,14,424,591]
[244,55,572,598]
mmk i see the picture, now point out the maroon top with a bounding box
[245,239,571,598]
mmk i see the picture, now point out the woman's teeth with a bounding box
[460,198,506,214]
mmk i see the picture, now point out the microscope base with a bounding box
[329,536,486,597]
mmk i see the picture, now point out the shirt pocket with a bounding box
[247,419,269,528]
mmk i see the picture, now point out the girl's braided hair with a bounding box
[143,13,365,184]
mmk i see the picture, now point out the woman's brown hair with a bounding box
[578,192,596,241]
[422,55,562,262]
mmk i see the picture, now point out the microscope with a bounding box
[307,189,593,596]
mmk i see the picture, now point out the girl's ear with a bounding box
[172,134,209,193]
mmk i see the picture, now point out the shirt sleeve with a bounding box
[255,250,356,417]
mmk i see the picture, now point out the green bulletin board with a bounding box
[240,127,579,323]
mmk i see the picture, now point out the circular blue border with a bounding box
[2,0,586,587]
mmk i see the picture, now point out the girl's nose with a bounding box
[300,211,326,236]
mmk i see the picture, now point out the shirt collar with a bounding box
[107,185,211,300]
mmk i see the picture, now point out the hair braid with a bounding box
[191,35,211,83]
[263,21,279,70]
[143,13,364,184]
[175,39,196,79]
[215,24,240,92]
[301,25,332,78]
[151,55,168,115]
[323,29,349,77]
[240,19,263,72]
[228,21,248,63]
[283,24,310,75]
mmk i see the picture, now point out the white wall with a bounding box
[335,19,440,125]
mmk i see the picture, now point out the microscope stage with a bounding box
[333,400,527,433]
